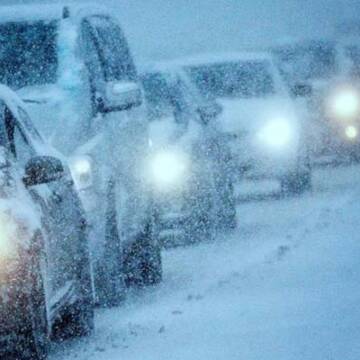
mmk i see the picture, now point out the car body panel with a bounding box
[0,85,92,348]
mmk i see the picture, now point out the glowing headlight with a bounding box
[345,125,358,140]
[330,89,359,120]
[70,156,92,190]
[0,213,18,260]
[257,118,293,148]
[149,151,188,189]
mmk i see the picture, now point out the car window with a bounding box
[187,61,275,98]
[142,72,190,125]
[0,20,58,89]
[142,73,175,119]
[87,16,137,82]
[17,107,43,142]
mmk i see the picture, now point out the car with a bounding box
[0,3,163,306]
[273,39,360,162]
[141,64,236,246]
[0,84,94,360]
[180,52,312,194]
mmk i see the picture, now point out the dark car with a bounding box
[0,85,94,359]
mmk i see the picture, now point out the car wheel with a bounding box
[18,255,49,360]
[140,224,163,286]
[124,213,163,287]
[185,196,215,243]
[52,256,95,339]
[281,169,312,195]
[217,181,237,231]
[94,179,126,307]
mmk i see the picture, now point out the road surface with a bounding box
[50,164,360,360]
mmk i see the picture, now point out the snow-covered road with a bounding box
[50,164,360,360]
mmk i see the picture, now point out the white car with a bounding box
[274,39,360,162]
[0,3,162,306]
[180,52,312,194]
[141,64,236,246]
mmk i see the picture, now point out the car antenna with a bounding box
[63,6,70,19]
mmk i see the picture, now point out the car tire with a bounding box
[124,215,163,287]
[51,227,95,339]
[18,254,49,360]
[139,224,163,286]
[281,169,312,195]
[217,181,237,231]
[95,179,126,307]
[185,195,215,244]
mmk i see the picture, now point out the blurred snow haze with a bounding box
[3,0,360,62]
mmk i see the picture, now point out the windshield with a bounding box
[187,61,275,98]
[0,20,58,89]
[142,72,190,122]
[275,41,337,82]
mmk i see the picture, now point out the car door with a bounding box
[80,15,150,245]
[4,105,84,317]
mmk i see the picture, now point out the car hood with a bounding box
[214,96,298,135]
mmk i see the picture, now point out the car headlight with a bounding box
[257,118,294,149]
[0,213,18,260]
[329,88,359,121]
[345,125,358,140]
[69,156,93,190]
[149,150,188,190]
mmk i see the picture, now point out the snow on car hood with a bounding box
[214,96,298,135]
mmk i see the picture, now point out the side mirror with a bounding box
[23,156,65,186]
[98,81,143,113]
[290,83,313,98]
[197,102,223,125]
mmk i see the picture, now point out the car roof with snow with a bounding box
[171,52,275,68]
[0,3,109,24]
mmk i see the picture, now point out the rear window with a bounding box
[0,20,58,89]
[187,61,275,98]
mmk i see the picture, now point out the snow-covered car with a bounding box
[273,40,360,161]
[141,65,236,246]
[0,3,162,306]
[0,85,94,360]
[181,52,312,194]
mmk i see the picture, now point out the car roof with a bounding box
[0,3,109,24]
[170,52,274,68]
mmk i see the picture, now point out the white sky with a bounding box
[3,0,360,62]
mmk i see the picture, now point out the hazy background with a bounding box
[2,0,360,63]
